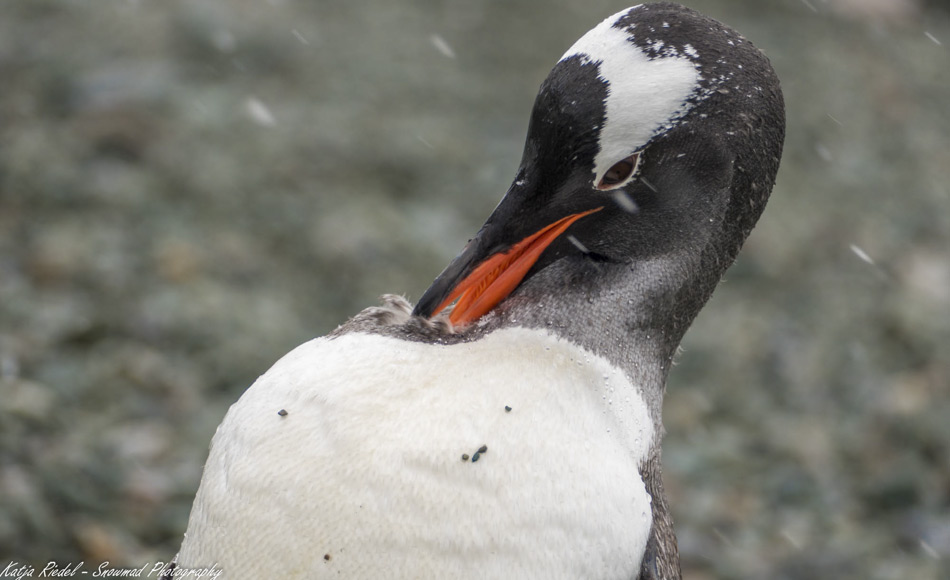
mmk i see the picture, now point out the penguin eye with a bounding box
[596,152,641,190]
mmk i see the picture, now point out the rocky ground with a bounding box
[1,0,948,578]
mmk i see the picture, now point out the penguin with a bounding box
[171,3,785,579]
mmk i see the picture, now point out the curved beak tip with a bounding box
[417,206,602,327]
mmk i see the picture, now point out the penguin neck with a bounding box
[477,252,703,425]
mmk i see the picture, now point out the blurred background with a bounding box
[1,0,948,578]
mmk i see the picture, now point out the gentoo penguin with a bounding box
[172,3,784,579]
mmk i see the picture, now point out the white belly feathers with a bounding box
[177,327,654,579]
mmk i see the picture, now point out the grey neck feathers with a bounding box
[480,256,690,426]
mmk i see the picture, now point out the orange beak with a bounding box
[427,207,602,327]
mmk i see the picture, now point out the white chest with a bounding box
[178,327,655,579]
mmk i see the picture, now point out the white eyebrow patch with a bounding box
[560,7,700,186]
